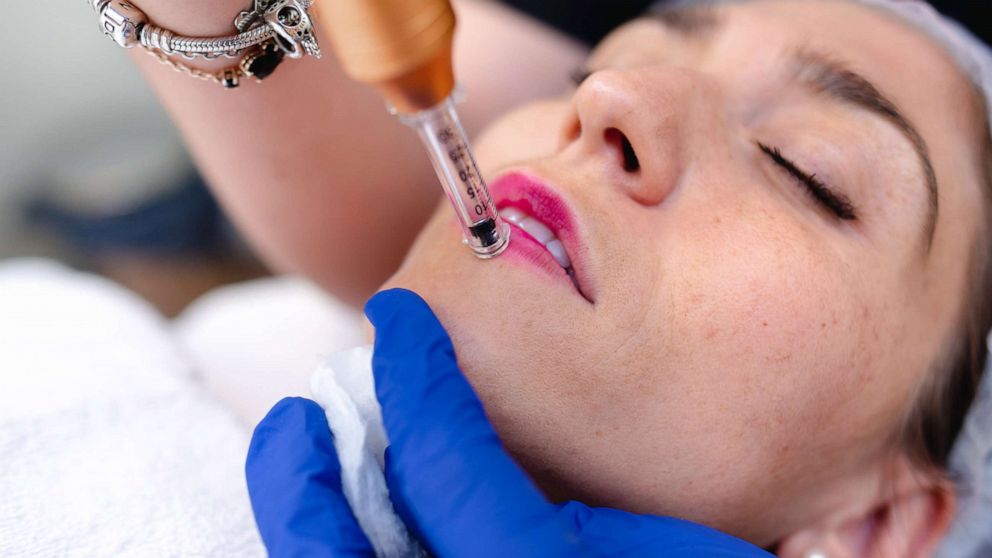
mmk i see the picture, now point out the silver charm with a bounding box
[235,0,275,33]
[98,0,147,48]
[264,0,320,59]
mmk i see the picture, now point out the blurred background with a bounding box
[0,3,268,317]
[1,1,988,317]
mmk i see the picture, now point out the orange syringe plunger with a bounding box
[316,0,510,258]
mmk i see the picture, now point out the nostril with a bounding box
[604,128,640,173]
[620,134,640,172]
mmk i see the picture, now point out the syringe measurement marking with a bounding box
[438,127,489,218]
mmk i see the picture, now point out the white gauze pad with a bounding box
[310,345,425,558]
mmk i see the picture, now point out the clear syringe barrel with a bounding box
[400,95,510,259]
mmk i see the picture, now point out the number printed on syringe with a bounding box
[439,127,488,218]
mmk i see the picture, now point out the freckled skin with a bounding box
[383,0,985,546]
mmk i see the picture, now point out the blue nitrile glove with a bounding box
[246,288,773,557]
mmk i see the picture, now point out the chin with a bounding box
[379,209,621,506]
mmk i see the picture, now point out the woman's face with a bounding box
[383,0,986,544]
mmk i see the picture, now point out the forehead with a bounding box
[733,0,978,140]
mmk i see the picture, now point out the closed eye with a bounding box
[757,142,858,221]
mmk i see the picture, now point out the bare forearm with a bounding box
[128,0,585,307]
[130,0,246,37]
[129,1,439,306]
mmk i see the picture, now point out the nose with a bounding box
[564,67,701,206]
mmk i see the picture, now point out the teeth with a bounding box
[499,206,573,270]
[545,239,571,268]
[500,207,526,224]
[517,217,555,244]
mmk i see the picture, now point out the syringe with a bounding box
[317,0,510,258]
[398,96,509,257]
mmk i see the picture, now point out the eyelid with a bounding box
[756,142,858,221]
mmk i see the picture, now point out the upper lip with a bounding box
[488,171,595,303]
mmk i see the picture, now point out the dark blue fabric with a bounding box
[245,289,772,557]
[27,173,223,255]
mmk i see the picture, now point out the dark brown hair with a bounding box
[900,91,992,475]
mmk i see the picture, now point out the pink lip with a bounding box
[488,171,594,303]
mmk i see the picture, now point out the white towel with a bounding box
[0,259,264,557]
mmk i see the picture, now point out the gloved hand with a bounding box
[246,288,773,557]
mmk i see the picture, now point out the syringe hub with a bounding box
[316,0,457,114]
[469,218,510,257]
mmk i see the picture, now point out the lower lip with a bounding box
[500,221,576,290]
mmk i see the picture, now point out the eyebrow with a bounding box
[792,48,939,247]
[647,6,939,248]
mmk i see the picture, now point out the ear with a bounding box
[776,458,956,558]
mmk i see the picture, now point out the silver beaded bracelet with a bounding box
[90,0,320,88]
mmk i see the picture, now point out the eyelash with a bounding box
[756,142,857,221]
[571,68,857,222]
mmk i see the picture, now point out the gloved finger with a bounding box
[245,397,374,558]
[555,502,772,558]
[365,289,583,558]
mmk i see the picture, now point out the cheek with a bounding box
[666,220,915,508]
[682,236,837,363]
[573,205,894,505]
[670,211,869,397]
[600,201,885,455]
